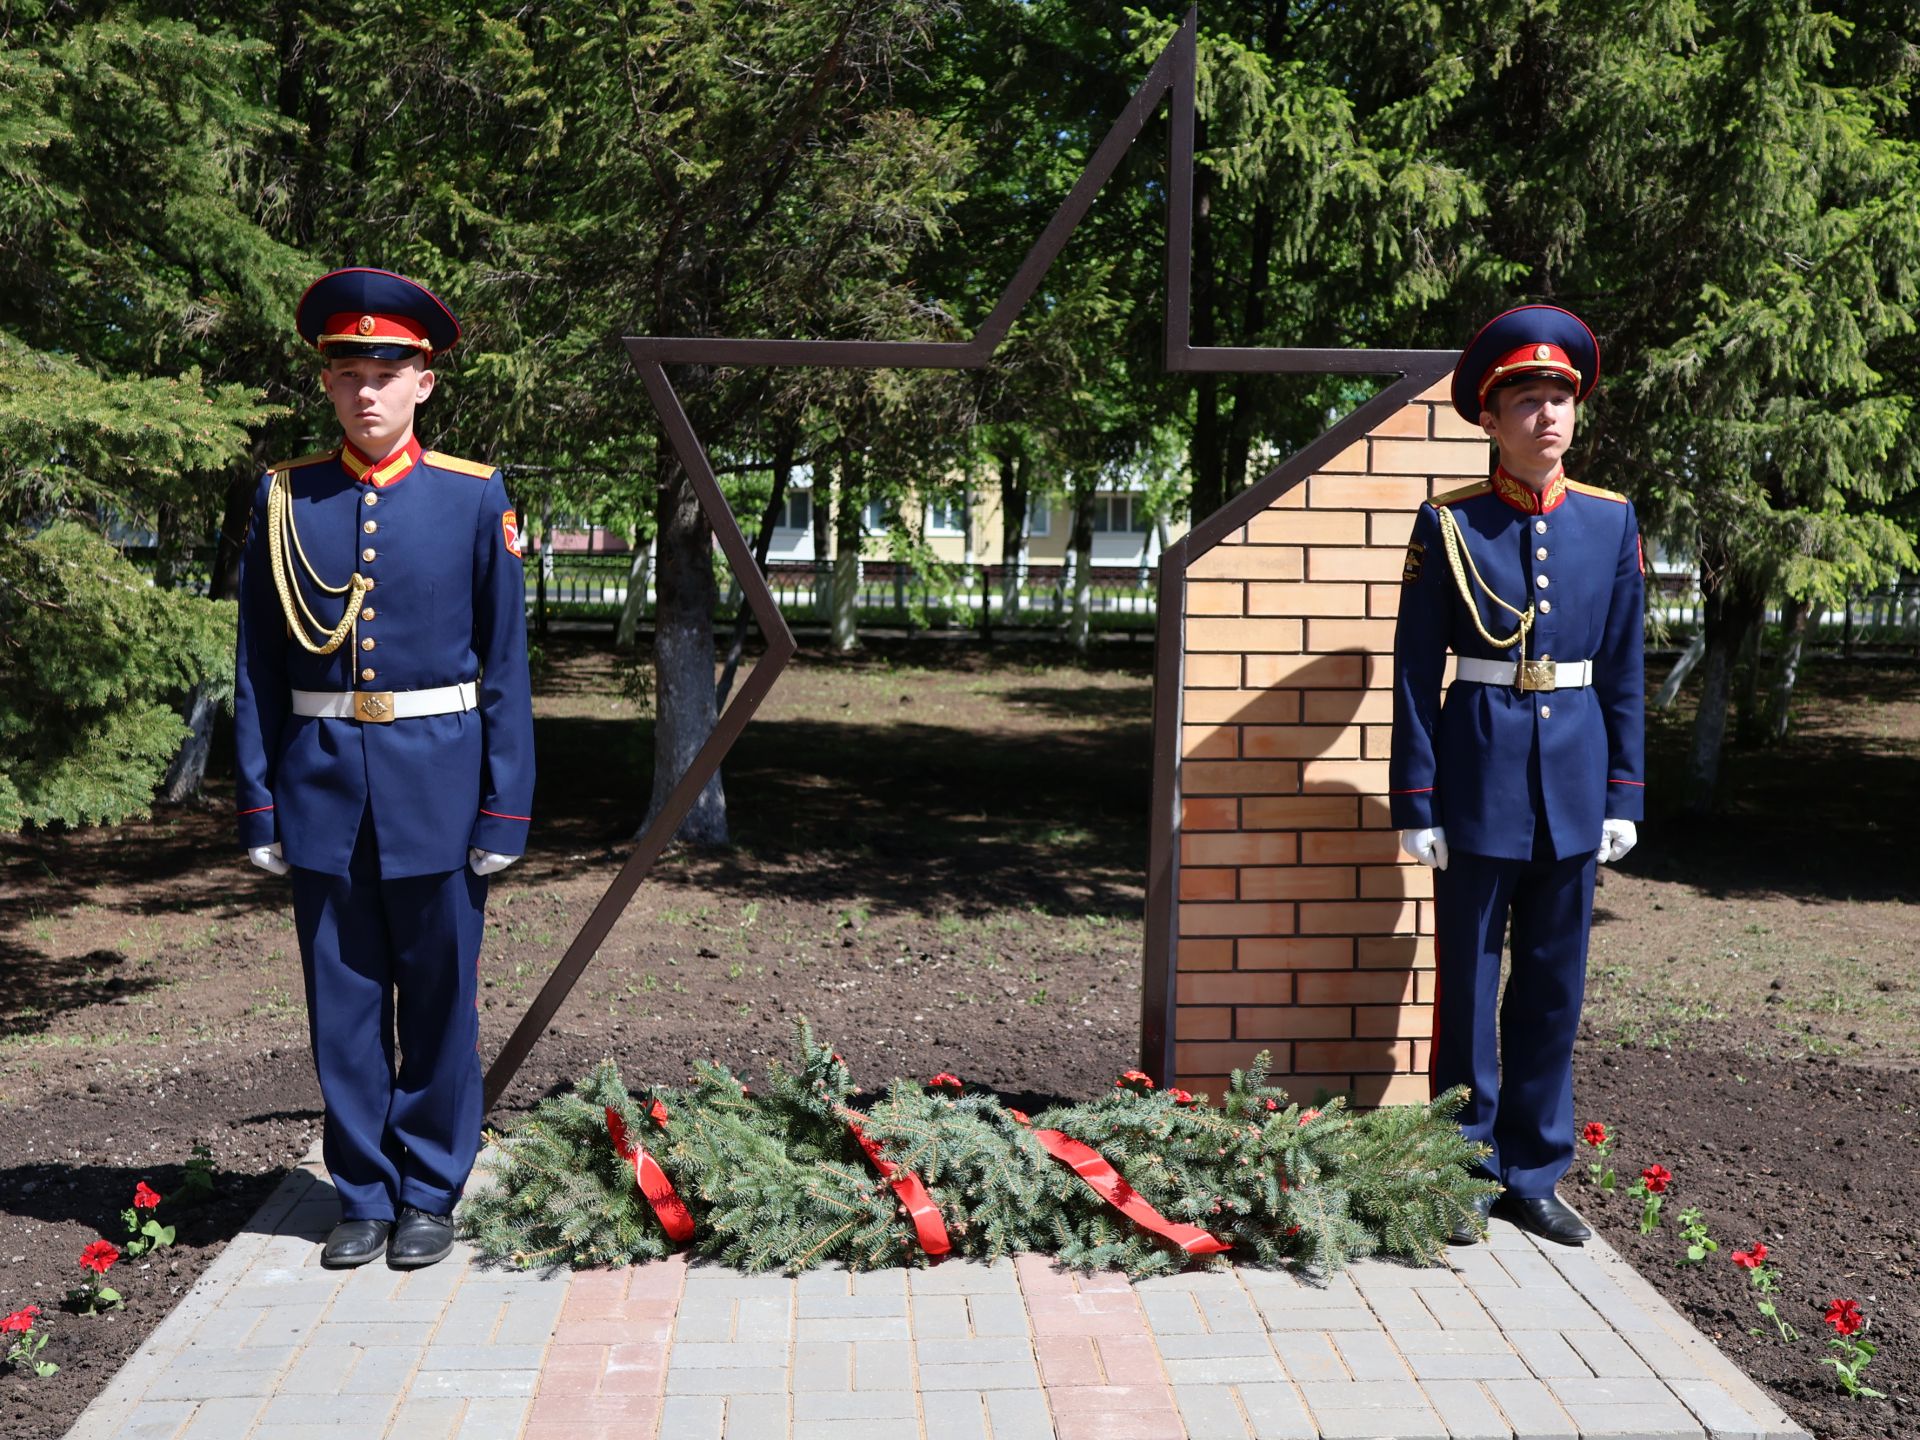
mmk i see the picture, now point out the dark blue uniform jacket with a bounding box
[233,443,534,878]
[1389,471,1645,862]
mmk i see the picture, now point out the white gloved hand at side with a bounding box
[1400,827,1449,870]
[1596,819,1637,865]
[248,842,290,876]
[468,849,519,876]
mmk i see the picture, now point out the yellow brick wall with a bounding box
[1172,378,1488,1106]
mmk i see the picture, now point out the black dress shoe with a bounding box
[1495,1193,1591,1246]
[1448,1189,1499,1246]
[388,1206,455,1269]
[321,1218,392,1268]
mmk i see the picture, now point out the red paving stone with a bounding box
[528,1257,685,1432]
[1014,1258,1182,1440]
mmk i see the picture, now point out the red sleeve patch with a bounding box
[502,509,522,558]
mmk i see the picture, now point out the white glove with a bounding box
[469,849,519,876]
[1400,827,1449,870]
[248,843,290,877]
[1596,819,1637,865]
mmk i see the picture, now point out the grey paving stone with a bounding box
[1421,1379,1512,1439]
[681,1267,792,1299]
[658,1393,726,1440]
[1313,1410,1447,1439]
[792,1390,921,1420]
[1367,1288,1442,1331]
[1505,1331,1591,1380]
[384,1397,463,1440]
[1476,1293,1607,1334]
[1299,1379,1431,1413]
[674,1297,739,1342]
[1261,1306,1378,1332]
[853,1268,908,1298]
[419,1342,544,1371]
[735,1295,793,1342]
[1579,1284,1667,1336]
[1549,1377,1705,1436]
[307,1321,434,1349]
[1448,1250,1519,1291]
[1351,1260,1448,1290]
[1239,1381,1318,1439]
[340,1344,423,1396]
[1157,1332,1277,1360]
[798,1314,911,1342]
[1563,1328,1656,1379]
[335,1264,406,1302]
[1273,1332,1349,1382]
[1174,1383,1254,1439]
[666,1365,790,1395]
[1483,1377,1579,1439]
[855,1339,913,1389]
[321,1298,446,1326]
[1482,1221,1538,1252]
[397,1261,468,1306]
[1623,1331,1711,1381]
[791,1340,851,1391]
[1407,1351,1531,1382]
[907,1258,1018,1295]
[1666,1378,1772,1440]
[1490,1252,1581,1299]
[408,1367,538,1397]
[915,1360,1041,1391]
[1245,1273,1360,1306]
[276,1345,359,1395]
[145,1369,282,1402]
[181,1343,295,1373]
[177,1396,269,1440]
[1141,1290,1205,1334]
[666,1340,791,1369]
[910,1294,971,1340]
[113,1400,195,1439]
[221,1281,344,1311]
[1422,1288,1499,1330]
[243,1302,331,1343]
[1200,1286,1266,1334]
[259,1392,396,1428]
[1394,1331,1515,1356]
[1162,1354,1286,1386]
[456,1398,530,1438]
[796,1294,908,1319]
[796,1265,849,1297]
[725,1391,789,1439]
[188,1308,264,1348]
[918,1389,988,1440]
[917,1336,1035,1364]
[985,1387,1054,1440]
[428,1299,502,1346]
[1327,1331,1411,1382]
[967,1293,1030,1337]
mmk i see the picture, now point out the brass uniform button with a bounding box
[363,493,378,507]
[361,637,376,651]
[360,607,376,621]
[1536,546,1548,560]
[1534,518,1547,533]
[362,577,375,591]
[362,547,377,563]
[1535,574,1549,589]
[1540,704,1553,719]
[1539,598,1552,613]
[363,519,378,534]
[360,667,376,682]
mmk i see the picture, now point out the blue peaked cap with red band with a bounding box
[1451,304,1600,423]
[295,267,461,360]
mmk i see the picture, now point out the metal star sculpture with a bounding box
[484,8,1457,1106]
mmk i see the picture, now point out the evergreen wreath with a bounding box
[462,1020,1494,1278]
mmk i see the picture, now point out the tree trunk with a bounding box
[1221,195,1274,501]
[644,449,726,844]
[831,452,863,653]
[1653,632,1705,710]
[1763,598,1816,743]
[614,526,651,650]
[716,430,794,708]
[1187,122,1225,526]
[997,450,1026,616]
[162,471,258,802]
[811,455,834,616]
[1683,579,1765,815]
[1068,481,1095,655]
[1733,604,1766,743]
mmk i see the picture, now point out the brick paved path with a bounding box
[65,1150,1809,1439]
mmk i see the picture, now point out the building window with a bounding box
[1025,501,1051,538]
[862,498,893,533]
[925,497,966,537]
[1091,493,1148,534]
[778,488,812,531]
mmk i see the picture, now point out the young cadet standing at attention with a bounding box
[1390,305,1645,1247]
[233,268,535,1268]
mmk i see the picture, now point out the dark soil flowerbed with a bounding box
[2,638,1916,1440]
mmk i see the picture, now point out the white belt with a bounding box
[291,681,478,724]
[1455,657,1593,692]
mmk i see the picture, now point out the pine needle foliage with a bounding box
[466,1021,1492,1280]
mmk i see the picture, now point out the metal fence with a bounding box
[1648,574,1920,646]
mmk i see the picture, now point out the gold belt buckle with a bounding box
[354,690,397,723]
[1516,660,1557,693]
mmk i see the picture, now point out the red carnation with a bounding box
[0,1304,39,1334]
[928,1073,963,1091]
[1825,1298,1864,1337]
[1639,1164,1671,1194]
[1168,1088,1197,1106]
[79,1240,119,1275]
[648,1098,670,1126]
[1264,1098,1278,1111]
[132,1181,162,1210]
[1298,1108,1321,1126]
[1731,1243,1768,1269]
[1580,1122,1608,1148]
[1115,1069,1154,1092]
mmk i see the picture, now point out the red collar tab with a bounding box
[1491,465,1567,514]
[317,310,432,354]
[1478,342,1582,405]
[340,434,422,488]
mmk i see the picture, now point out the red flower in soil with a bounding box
[1298,1108,1321,1126]
[1639,1164,1671,1194]
[928,1073,963,1091]
[132,1181,162,1210]
[1168,1088,1197,1106]
[1580,1122,1608,1148]
[79,1240,119,1275]
[1731,1243,1769,1269]
[1825,1298,1865,1337]
[0,1304,39,1334]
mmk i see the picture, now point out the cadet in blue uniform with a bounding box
[233,268,535,1268]
[1390,305,1644,1246]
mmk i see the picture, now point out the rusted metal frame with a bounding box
[482,365,797,1109]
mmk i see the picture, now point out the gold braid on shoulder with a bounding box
[267,471,368,656]
[1435,505,1533,661]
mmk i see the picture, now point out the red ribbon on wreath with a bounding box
[1025,1124,1230,1256]
[845,1119,952,1256]
[605,1104,695,1243]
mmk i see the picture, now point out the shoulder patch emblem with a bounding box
[1432,480,1492,507]
[423,449,496,479]
[267,449,337,475]
[1402,540,1425,583]
[502,509,523,558]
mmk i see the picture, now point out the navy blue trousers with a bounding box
[1431,848,1596,1198]
[289,815,487,1221]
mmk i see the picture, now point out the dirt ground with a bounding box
[2,638,1916,1439]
